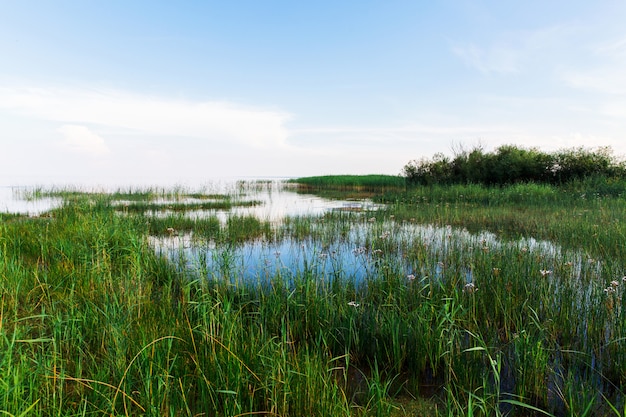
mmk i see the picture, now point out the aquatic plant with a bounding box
[2,180,626,416]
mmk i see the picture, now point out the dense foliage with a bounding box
[403,145,626,186]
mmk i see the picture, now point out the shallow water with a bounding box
[0,180,382,219]
[153,217,570,292]
[0,186,61,215]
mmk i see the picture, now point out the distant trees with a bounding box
[403,145,626,186]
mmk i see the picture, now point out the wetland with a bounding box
[3,173,626,416]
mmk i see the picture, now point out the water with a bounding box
[0,186,61,215]
[1,180,585,290]
[5,178,619,408]
[153,214,567,292]
[183,180,383,222]
[0,180,382,219]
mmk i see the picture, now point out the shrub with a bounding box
[403,145,626,187]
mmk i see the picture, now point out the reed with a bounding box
[2,181,626,416]
[289,174,406,189]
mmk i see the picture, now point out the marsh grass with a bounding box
[116,198,261,213]
[19,185,236,203]
[289,175,406,199]
[290,175,406,189]
[2,181,626,416]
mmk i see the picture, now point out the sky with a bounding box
[1,1,626,186]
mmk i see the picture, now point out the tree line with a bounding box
[403,145,626,186]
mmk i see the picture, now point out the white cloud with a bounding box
[0,86,291,148]
[58,124,110,156]
[561,36,626,95]
[452,43,520,74]
[452,24,579,75]
[291,124,511,151]
[596,37,626,57]
[563,69,626,95]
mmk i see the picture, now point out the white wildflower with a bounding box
[464,282,477,294]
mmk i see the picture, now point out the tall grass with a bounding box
[290,175,406,193]
[378,182,626,261]
[2,182,626,416]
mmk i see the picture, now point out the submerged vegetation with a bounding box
[3,148,626,416]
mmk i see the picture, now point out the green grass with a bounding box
[376,182,626,261]
[115,198,261,213]
[290,175,406,191]
[18,185,235,202]
[2,181,626,416]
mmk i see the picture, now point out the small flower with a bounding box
[348,301,360,307]
[520,247,528,253]
[406,274,416,281]
[539,270,552,277]
[464,282,477,294]
[353,246,367,256]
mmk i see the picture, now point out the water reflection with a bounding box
[0,180,382,219]
[153,219,570,291]
[0,187,61,215]
[204,181,383,222]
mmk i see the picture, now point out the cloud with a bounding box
[452,24,579,75]
[452,43,520,74]
[0,86,291,148]
[291,123,513,149]
[58,124,111,156]
[560,37,626,95]
[563,70,626,95]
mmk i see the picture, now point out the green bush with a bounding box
[403,145,626,187]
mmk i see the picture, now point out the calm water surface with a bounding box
[0,186,61,215]
[0,180,381,218]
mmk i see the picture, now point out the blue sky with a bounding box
[1,1,626,185]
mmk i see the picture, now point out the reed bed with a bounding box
[289,175,406,199]
[1,182,626,416]
[288,175,406,189]
[115,199,261,214]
